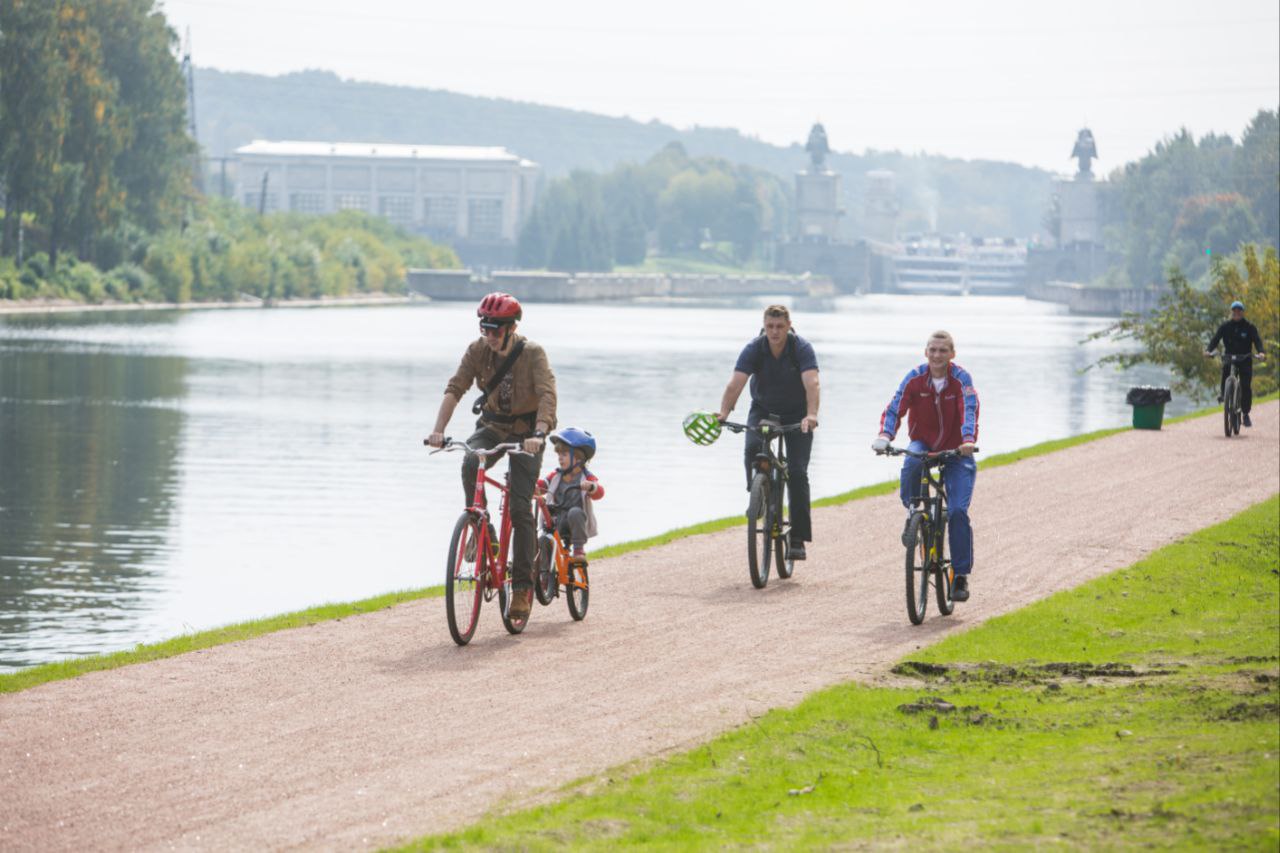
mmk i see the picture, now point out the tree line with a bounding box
[516,143,789,271]
[0,201,459,303]
[1104,109,1279,288]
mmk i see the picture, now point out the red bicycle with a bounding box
[428,438,533,645]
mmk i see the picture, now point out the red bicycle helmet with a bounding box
[477,292,522,327]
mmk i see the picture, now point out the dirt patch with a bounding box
[1218,701,1280,722]
[892,660,1176,685]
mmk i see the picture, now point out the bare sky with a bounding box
[161,0,1280,173]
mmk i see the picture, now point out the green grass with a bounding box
[406,495,1280,850]
[2,394,1269,694]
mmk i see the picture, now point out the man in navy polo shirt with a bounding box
[717,304,820,559]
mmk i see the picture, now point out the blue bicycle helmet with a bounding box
[549,427,596,461]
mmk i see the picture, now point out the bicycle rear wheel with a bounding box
[445,513,485,646]
[747,473,770,589]
[904,512,929,625]
[566,559,589,621]
[1223,376,1238,437]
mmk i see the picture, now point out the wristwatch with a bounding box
[532,430,546,439]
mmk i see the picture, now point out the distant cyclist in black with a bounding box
[1204,300,1266,428]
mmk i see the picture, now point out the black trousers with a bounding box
[1220,359,1255,414]
[461,425,543,590]
[743,408,814,542]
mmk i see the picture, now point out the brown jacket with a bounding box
[445,334,557,438]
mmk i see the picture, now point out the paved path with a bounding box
[2,402,1277,851]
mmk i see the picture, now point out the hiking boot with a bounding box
[569,553,588,572]
[952,575,970,602]
[1243,413,1253,427]
[507,587,533,622]
[788,540,806,560]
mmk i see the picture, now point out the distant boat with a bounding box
[890,234,1026,296]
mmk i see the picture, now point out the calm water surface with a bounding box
[0,296,1184,670]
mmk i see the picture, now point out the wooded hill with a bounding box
[193,68,1053,239]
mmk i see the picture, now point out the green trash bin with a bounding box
[1126,386,1172,430]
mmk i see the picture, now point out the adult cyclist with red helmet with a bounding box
[427,293,557,622]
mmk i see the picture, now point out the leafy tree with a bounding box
[1089,244,1279,401]
[0,0,67,258]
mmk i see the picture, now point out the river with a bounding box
[0,295,1185,670]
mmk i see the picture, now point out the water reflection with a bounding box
[0,346,185,668]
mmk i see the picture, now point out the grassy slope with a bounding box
[3,394,1272,694]
[410,496,1280,850]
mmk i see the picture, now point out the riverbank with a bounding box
[416,495,1279,849]
[0,396,1265,694]
[0,414,1168,694]
[0,292,418,316]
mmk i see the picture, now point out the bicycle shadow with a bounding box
[697,579,804,605]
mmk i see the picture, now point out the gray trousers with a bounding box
[554,506,588,550]
[461,425,543,591]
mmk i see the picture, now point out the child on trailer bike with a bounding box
[535,428,605,569]
[426,292,557,624]
[872,330,980,601]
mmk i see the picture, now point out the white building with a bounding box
[234,140,540,259]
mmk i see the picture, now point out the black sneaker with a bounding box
[789,541,806,561]
[1243,413,1253,427]
[952,575,970,602]
[901,515,915,547]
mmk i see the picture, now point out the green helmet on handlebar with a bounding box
[682,411,722,446]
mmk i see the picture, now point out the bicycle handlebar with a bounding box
[721,420,805,435]
[1214,352,1264,363]
[875,445,979,460]
[425,438,535,457]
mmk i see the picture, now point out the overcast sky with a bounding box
[160,0,1279,173]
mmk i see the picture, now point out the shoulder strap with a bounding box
[472,339,526,415]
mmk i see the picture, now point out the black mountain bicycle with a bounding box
[876,444,978,625]
[1218,353,1255,438]
[723,417,802,589]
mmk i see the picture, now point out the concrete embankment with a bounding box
[1026,279,1167,316]
[407,268,835,302]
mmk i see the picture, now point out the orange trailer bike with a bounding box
[532,493,589,620]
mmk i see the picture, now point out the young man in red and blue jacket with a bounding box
[872,330,980,601]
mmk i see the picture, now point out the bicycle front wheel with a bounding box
[747,473,770,589]
[566,559,589,621]
[774,477,793,580]
[445,513,485,646]
[1223,376,1238,437]
[904,513,929,625]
